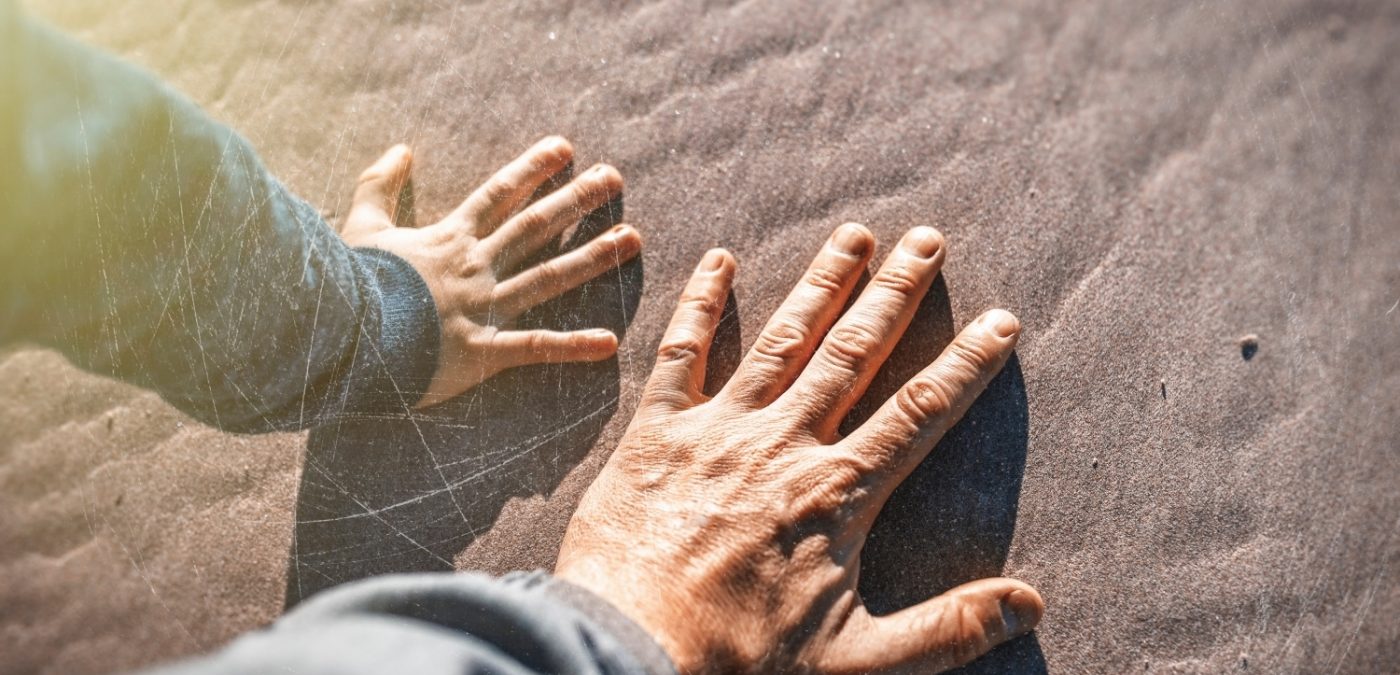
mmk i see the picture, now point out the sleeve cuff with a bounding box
[521,572,680,675]
[339,247,441,415]
[274,571,679,675]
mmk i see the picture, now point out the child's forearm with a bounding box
[0,9,440,432]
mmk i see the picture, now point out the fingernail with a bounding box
[701,249,728,272]
[902,227,943,258]
[589,329,616,340]
[831,224,871,256]
[982,309,1020,338]
[1001,590,1041,637]
[607,225,634,241]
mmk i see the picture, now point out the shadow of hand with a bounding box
[849,279,1045,673]
[285,199,641,607]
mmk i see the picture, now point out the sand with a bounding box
[3,1,1398,673]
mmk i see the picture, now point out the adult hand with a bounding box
[556,224,1043,673]
[340,136,639,408]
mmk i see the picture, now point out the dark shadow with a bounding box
[702,289,743,397]
[848,276,1045,673]
[952,633,1048,675]
[284,192,640,608]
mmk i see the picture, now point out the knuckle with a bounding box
[894,375,955,423]
[824,322,881,370]
[678,293,722,317]
[588,236,624,263]
[947,602,993,666]
[516,206,551,230]
[356,168,386,186]
[571,177,603,204]
[482,178,515,205]
[946,337,997,373]
[784,455,873,521]
[531,260,566,287]
[803,267,847,294]
[870,265,922,295]
[657,334,704,364]
[753,320,809,363]
[823,453,877,491]
[641,388,693,412]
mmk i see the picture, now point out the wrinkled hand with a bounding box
[339,137,640,408]
[556,224,1043,673]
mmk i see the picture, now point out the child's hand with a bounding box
[339,137,639,408]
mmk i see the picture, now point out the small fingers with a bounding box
[827,579,1043,673]
[483,163,624,272]
[778,227,946,439]
[490,328,619,371]
[720,224,873,408]
[492,224,643,317]
[454,136,575,235]
[345,144,413,236]
[847,309,1020,480]
[642,249,736,412]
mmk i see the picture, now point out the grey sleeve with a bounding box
[142,572,678,675]
[0,6,440,432]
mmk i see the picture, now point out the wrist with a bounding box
[556,563,716,674]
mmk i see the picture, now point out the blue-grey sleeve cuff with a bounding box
[338,247,441,415]
[521,572,680,675]
[158,571,681,675]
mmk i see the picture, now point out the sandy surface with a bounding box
[3,1,1399,673]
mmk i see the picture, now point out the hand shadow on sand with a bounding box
[845,276,1046,674]
[284,191,641,608]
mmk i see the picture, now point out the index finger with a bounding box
[641,249,736,413]
[451,136,575,235]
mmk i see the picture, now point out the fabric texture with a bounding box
[144,572,676,675]
[0,9,440,432]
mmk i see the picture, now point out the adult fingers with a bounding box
[777,227,946,439]
[452,136,575,236]
[482,163,624,273]
[488,327,619,371]
[719,223,873,409]
[641,249,736,412]
[344,144,413,237]
[491,224,643,318]
[844,309,1019,483]
[825,579,1043,673]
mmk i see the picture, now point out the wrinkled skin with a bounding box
[339,136,641,408]
[557,225,1044,674]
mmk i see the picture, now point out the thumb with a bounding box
[346,144,413,234]
[832,578,1044,673]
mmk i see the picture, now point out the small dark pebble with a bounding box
[1239,334,1259,361]
[1091,458,1099,469]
